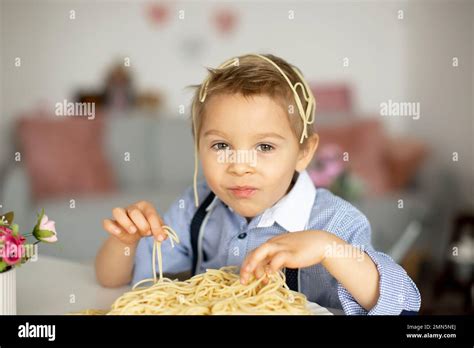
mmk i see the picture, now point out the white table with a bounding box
[17,255,128,315]
[16,255,336,315]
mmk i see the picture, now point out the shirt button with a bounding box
[238,232,247,239]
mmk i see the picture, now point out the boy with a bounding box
[95,53,421,315]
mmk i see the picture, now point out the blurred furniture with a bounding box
[3,111,197,261]
[433,212,473,314]
[2,108,443,266]
[16,117,116,201]
[310,84,352,113]
[314,115,430,263]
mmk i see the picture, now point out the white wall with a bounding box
[1,0,408,120]
[404,1,473,207]
[1,0,472,206]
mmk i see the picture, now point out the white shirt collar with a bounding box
[206,170,316,232]
[256,170,316,232]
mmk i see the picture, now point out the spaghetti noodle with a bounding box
[74,225,311,315]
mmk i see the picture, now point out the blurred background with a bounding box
[0,0,472,314]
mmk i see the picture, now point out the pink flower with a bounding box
[0,225,13,236]
[0,233,26,266]
[309,144,345,188]
[33,214,58,243]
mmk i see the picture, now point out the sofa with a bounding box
[2,112,201,261]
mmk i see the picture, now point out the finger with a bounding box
[103,219,140,245]
[102,219,125,236]
[245,243,280,272]
[263,265,273,283]
[126,206,151,237]
[112,207,138,234]
[254,262,267,281]
[240,243,280,284]
[142,205,167,242]
[134,201,165,241]
[269,251,291,272]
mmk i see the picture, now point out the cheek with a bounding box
[200,150,222,172]
[257,149,297,173]
[199,151,226,187]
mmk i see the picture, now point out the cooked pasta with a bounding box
[73,225,311,315]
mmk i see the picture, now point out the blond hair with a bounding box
[188,53,316,206]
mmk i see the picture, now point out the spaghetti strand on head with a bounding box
[191,53,316,207]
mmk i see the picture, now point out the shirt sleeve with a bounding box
[335,212,421,315]
[131,183,207,285]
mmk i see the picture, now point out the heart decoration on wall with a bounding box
[213,7,239,35]
[146,2,171,27]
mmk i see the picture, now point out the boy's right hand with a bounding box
[102,201,168,245]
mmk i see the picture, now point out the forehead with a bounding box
[201,93,292,133]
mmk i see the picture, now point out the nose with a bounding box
[227,161,255,176]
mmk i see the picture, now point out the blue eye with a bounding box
[211,143,230,151]
[257,144,274,152]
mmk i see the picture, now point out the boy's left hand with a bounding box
[240,230,331,284]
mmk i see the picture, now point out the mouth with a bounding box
[228,186,258,198]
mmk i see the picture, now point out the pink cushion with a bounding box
[17,116,117,201]
[310,84,352,113]
[315,119,390,195]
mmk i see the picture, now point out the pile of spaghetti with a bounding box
[75,226,311,315]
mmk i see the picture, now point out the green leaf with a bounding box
[0,261,8,272]
[35,209,45,227]
[11,224,19,237]
[34,229,55,239]
[0,211,14,226]
[4,212,14,224]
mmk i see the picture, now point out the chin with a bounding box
[228,201,263,219]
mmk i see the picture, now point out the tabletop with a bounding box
[16,255,340,315]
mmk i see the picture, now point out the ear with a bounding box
[295,133,319,172]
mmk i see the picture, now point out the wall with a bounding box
[0,0,472,207]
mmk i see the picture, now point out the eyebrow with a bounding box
[203,129,286,140]
[254,132,286,140]
[203,130,228,138]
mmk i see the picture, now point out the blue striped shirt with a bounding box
[133,170,421,315]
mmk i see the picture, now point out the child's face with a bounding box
[198,93,318,219]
